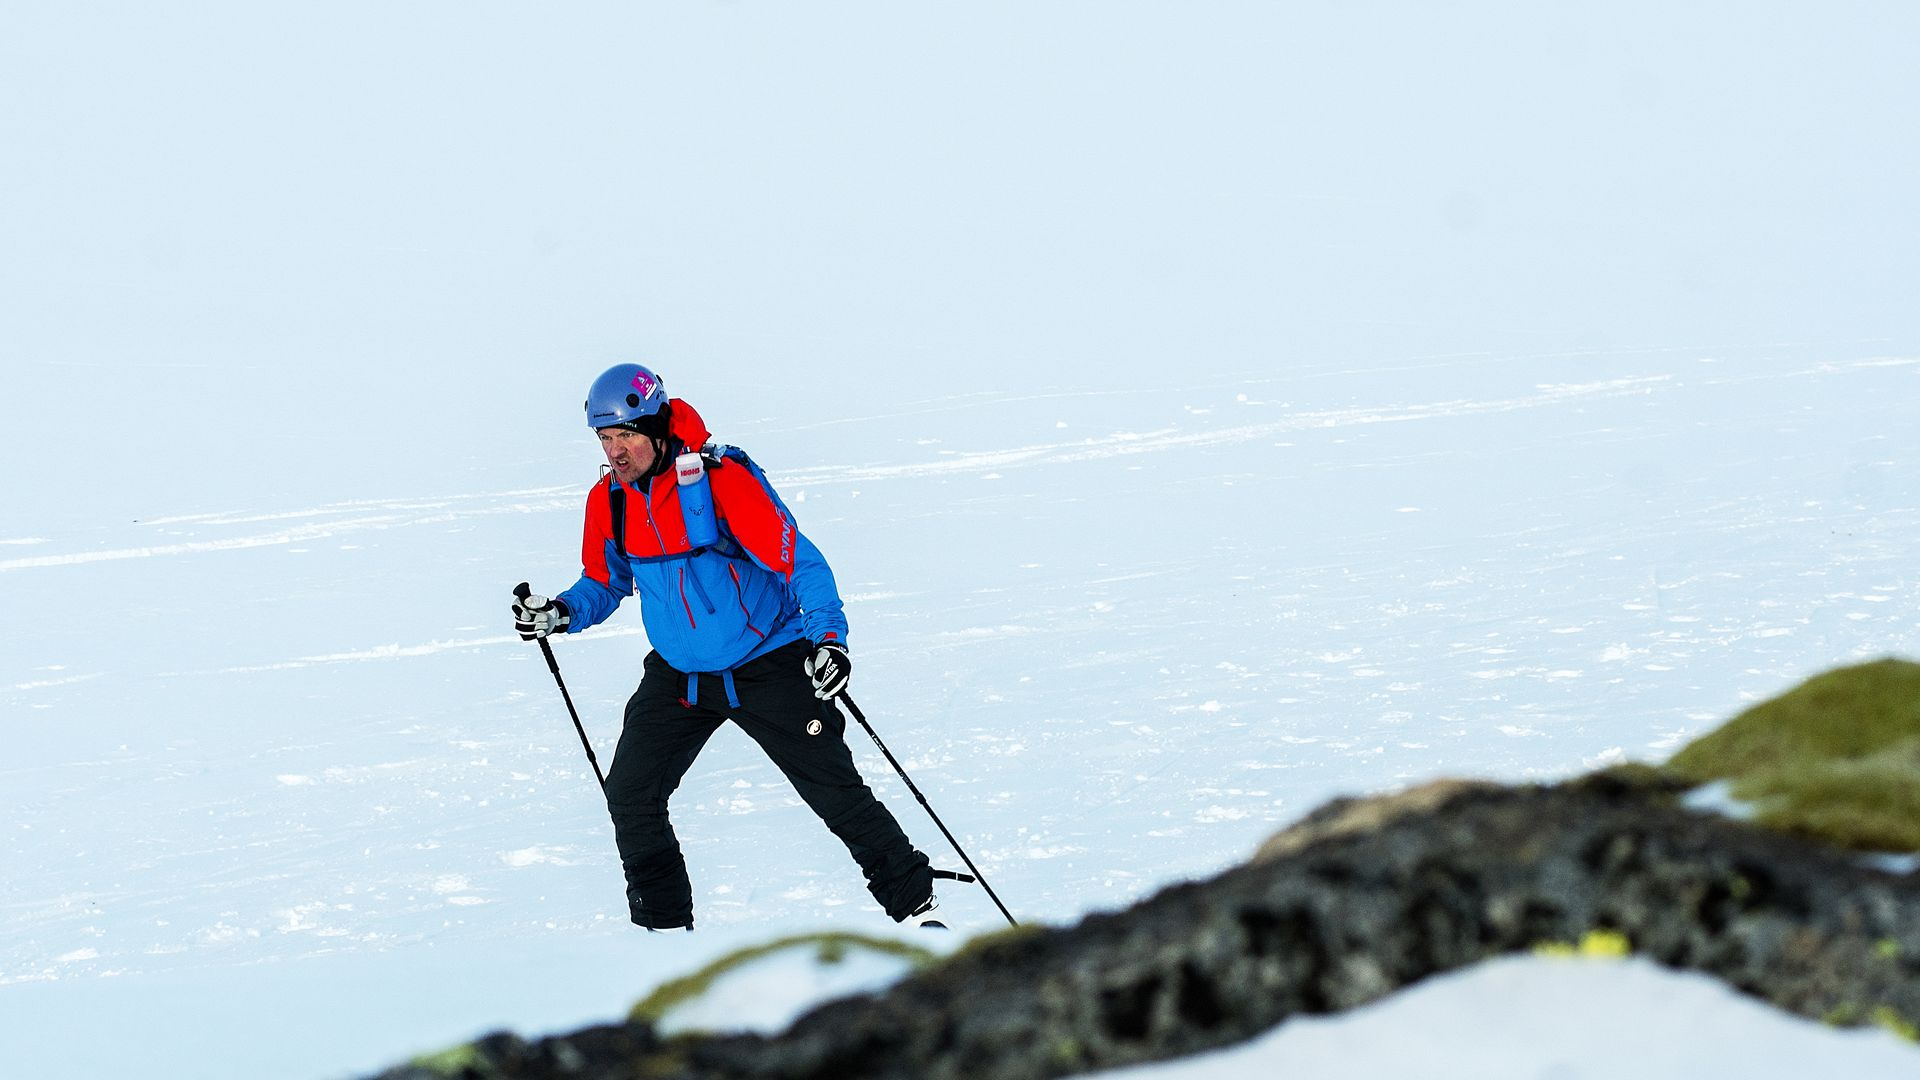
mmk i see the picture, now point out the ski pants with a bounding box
[604,640,933,929]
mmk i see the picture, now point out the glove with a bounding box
[512,586,571,641]
[804,640,851,700]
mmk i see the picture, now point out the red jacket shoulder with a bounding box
[708,460,795,575]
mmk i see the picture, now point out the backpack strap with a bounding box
[607,475,627,556]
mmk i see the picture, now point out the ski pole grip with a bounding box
[512,582,562,673]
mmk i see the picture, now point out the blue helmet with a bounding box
[585,363,668,430]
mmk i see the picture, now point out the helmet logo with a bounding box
[631,370,659,399]
[806,719,824,736]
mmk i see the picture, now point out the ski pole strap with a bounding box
[932,868,977,884]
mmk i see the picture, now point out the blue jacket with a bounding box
[557,399,847,703]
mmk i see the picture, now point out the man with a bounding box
[512,363,936,931]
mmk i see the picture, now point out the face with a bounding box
[598,427,659,485]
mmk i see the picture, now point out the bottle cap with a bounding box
[674,452,704,486]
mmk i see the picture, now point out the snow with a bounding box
[1090,956,1920,1079]
[5,2,1920,1078]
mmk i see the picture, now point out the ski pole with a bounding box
[836,692,1018,928]
[514,582,607,793]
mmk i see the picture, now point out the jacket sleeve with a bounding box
[555,482,630,632]
[787,531,849,646]
[710,459,850,647]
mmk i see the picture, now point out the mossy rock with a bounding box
[407,1043,484,1076]
[628,932,938,1028]
[1666,657,1920,852]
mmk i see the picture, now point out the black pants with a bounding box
[605,640,933,928]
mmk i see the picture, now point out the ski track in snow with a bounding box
[6,354,1914,577]
[3,347,1917,1013]
[0,372,1692,573]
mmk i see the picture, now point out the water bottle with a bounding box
[675,451,719,548]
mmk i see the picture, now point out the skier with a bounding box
[512,363,937,931]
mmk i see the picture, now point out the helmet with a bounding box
[585,363,668,430]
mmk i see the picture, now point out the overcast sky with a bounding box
[6,3,1916,511]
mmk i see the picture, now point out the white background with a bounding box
[4,3,1917,1077]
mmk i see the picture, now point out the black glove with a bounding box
[804,640,851,700]
[512,586,571,641]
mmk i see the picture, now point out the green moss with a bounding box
[1871,1006,1920,1043]
[1666,658,1920,852]
[1803,1001,1912,1039]
[628,932,939,1025]
[1876,938,1901,961]
[408,1043,484,1076]
[940,921,1046,966]
[1825,1002,1865,1027]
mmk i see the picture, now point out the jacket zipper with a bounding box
[678,566,697,629]
[648,474,719,628]
[642,482,669,553]
[729,564,765,638]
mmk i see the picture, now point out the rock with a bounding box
[1252,778,1500,864]
[368,771,1920,1080]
